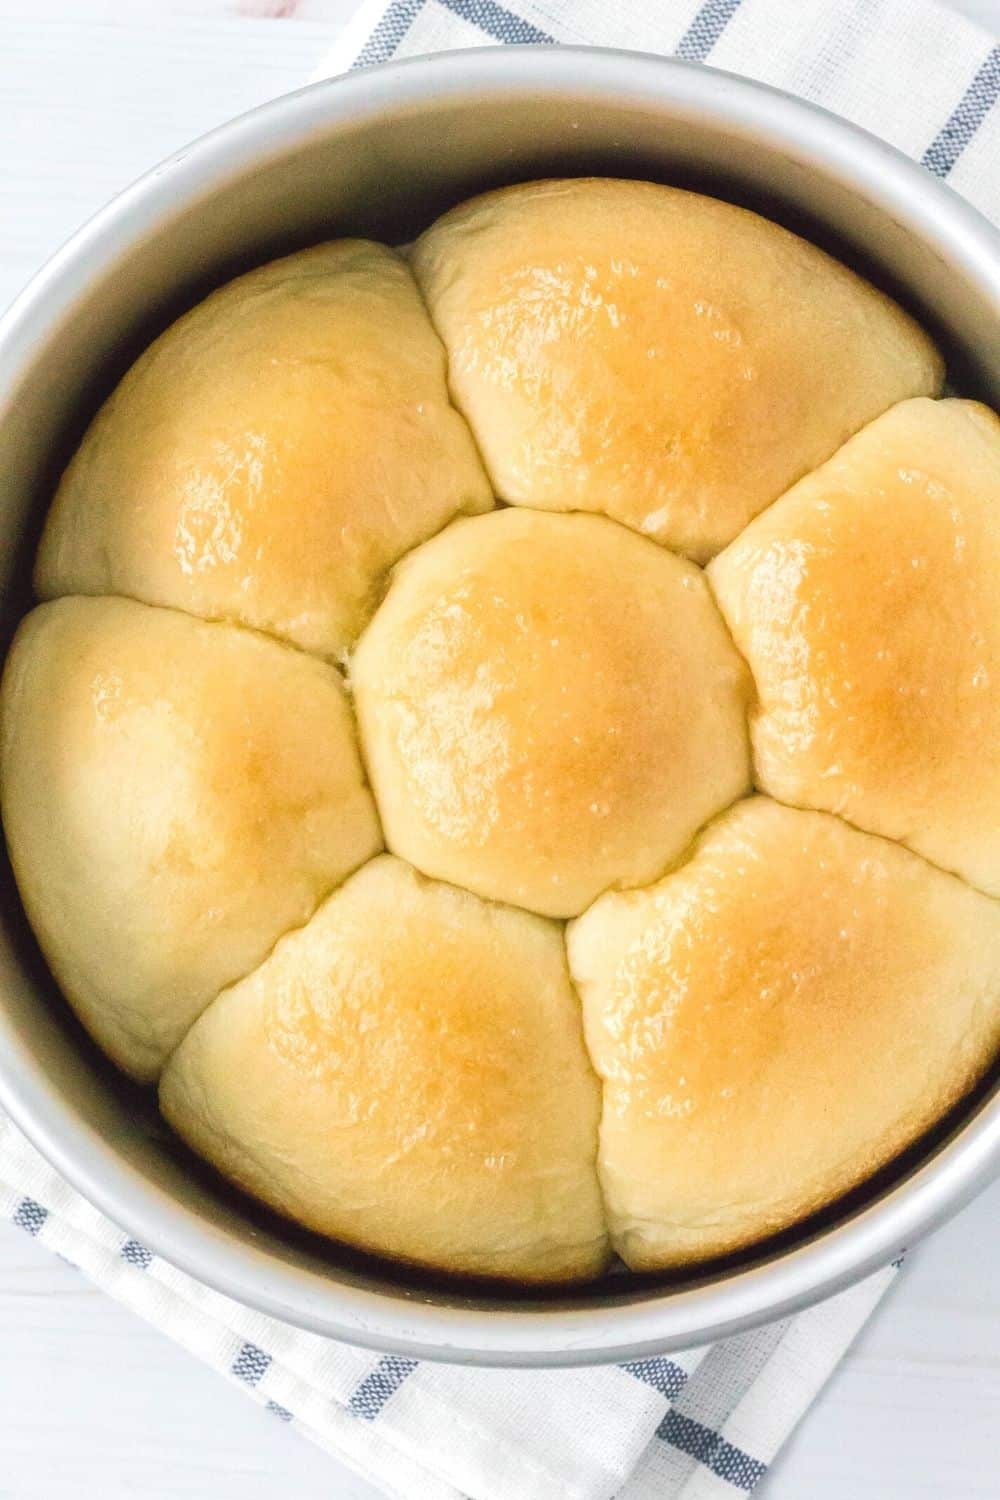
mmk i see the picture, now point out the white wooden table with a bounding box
[0,3,998,1497]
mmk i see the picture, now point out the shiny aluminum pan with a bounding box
[0,48,998,1366]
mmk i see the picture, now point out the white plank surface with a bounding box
[1,3,998,1498]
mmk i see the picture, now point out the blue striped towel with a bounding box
[1,1112,899,1500]
[327,0,1000,223]
[3,2,998,1497]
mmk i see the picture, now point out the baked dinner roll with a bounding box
[568,796,1000,1270]
[710,398,1000,897]
[6,180,995,1289]
[0,598,381,1081]
[352,508,751,917]
[412,178,941,562]
[35,241,493,659]
[161,854,609,1281]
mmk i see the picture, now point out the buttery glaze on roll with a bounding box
[0,598,380,1081]
[35,241,493,659]
[568,796,1000,1270]
[710,397,1000,897]
[412,178,942,561]
[352,509,751,917]
[161,854,609,1282]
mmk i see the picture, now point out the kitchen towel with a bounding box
[325,0,1000,223]
[2,1,997,1497]
[0,1111,900,1500]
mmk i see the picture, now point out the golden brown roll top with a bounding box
[35,240,493,659]
[412,178,942,562]
[0,598,381,1080]
[568,796,1000,1271]
[710,397,1000,897]
[161,854,610,1282]
[352,508,751,918]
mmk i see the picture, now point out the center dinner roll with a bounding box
[35,241,493,659]
[351,508,751,918]
[412,178,942,562]
[161,855,610,1282]
[710,398,1000,897]
[0,598,381,1082]
[568,797,1000,1271]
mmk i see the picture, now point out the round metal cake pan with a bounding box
[0,48,998,1366]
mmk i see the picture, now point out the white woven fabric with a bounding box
[2,2,996,1496]
[0,1109,898,1499]
[324,0,1000,223]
